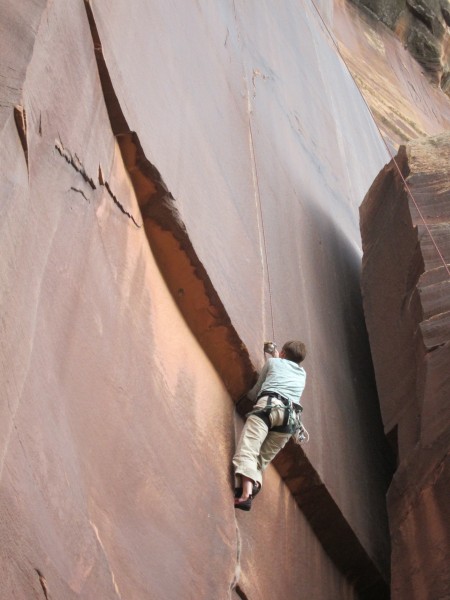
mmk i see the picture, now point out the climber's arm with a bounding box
[247,359,271,402]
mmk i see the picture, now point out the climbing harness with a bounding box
[242,3,449,453]
[246,391,309,444]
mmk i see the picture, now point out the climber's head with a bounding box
[281,340,306,364]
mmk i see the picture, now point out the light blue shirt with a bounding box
[247,357,306,406]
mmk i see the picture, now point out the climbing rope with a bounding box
[247,97,277,341]
[307,0,450,278]
[233,0,277,340]
[241,0,450,351]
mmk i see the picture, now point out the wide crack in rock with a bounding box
[83,2,390,596]
[83,0,254,400]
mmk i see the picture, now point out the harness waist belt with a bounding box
[257,390,302,412]
[257,390,289,404]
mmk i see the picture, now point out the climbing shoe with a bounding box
[234,482,261,499]
[234,496,252,511]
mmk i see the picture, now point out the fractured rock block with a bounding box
[360,131,450,599]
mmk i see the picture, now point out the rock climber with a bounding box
[233,340,307,511]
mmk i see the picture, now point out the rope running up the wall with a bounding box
[247,102,277,342]
[243,0,450,352]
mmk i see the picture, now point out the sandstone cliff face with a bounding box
[333,0,450,146]
[1,0,449,598]
[360,132,450,599]
[352,0,450,94]
[349,0,450,95]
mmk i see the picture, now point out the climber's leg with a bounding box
[232,413,268,493]
[257,401,291,472]
[258,431,292,472]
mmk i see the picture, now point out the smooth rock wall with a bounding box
[0,0,376,597]
[0,2,381,597]
[2,0,450,597]
[90,3,393,580]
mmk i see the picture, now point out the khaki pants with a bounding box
[233,396,292,488]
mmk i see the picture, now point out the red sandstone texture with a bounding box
[360,132,450,599]
[348,0,450,94]
[1,0,450,598]
[333,0,450,146]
